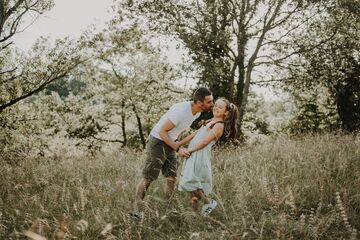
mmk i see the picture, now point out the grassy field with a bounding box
[1,133,360,239]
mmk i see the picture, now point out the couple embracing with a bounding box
[132,87,239,220]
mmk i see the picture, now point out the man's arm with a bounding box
[159,119,190,158]
[159,119,179,151]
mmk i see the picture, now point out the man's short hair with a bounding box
[193,87,212,103]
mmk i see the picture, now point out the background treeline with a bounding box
[1,0,359,159]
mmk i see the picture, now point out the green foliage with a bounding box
[243,92,271,135]
[337,60,360,132]
[287,91,340,134]
[281,0,360,133]
[0,0,55,51]
[1,10,186,157]
[0,37,86,161]
[1,134,359,239]
[0,92,69,164]
[45,78,86,98]
[0,0,83,114]
[0,37,85,113]
[74,24,184,148]
[126,0,322,136]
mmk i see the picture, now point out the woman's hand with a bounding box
[178,147,191,158]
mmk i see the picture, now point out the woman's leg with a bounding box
[190,189,210,211]
[190,192,200,211]
[193,189,210,204]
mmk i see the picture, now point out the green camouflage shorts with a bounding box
[142,135,178,181]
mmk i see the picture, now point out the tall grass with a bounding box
[1,133,359,239]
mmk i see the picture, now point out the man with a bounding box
[132,87,213,220]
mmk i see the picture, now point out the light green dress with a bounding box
[178,124,217,196]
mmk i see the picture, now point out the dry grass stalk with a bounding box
[309,208,315,225]
[351,228,358,240]
[285,186,296,214]
[207,215,230,232]
[94,209,107,226]
[298,214,306,235]
[75,219,88,232]
[100,223,114,239]
[122,214,130,240]
[274,185,280,207]
[315,202,322,219]
[319,185,324,201]
[28,219,41,234]
[79,186,87,212]
[263,178,272,203]
[335,192,352,232]
[23,230,47,240]
[174,194,185,213]
[189,232,200,239]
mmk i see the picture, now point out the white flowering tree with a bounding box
[1,5,187,160]
[0,1,88,162]
[61,16,185,150]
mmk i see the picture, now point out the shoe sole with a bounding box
[202,200,217,215]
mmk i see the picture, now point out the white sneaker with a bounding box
[201,199,217,216]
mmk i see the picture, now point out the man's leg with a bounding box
[138,136,165,201]
[162,145,179,202]
[136,177,152,201]
[132,137,165,220]
[165,176,177,201]
[132,177,152,220]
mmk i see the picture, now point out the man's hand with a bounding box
[177,147,190,158]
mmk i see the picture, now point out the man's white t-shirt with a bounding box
[150,101,201,141]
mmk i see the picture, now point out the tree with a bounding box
[125,0,325,136]
[0,37,87,162]
[0,0,85,115]
[281,0,360,133]
[64,17,185,149]
[0,37,85,114]
[0,0,54,51]
[0,0,55,87]
[0,1,93,160]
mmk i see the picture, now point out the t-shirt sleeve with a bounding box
[167,105,183,126]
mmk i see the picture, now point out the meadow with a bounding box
[1,133,359,239]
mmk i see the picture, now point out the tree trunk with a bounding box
[0,0,4,32]
[234,23,247,138]
[132,104,146,148]
[336,63,360,132]
[121,101,127,147]
[239,65,252,126]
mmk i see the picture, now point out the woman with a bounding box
[178,98,239,215]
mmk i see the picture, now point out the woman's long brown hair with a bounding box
[218,98,240,140]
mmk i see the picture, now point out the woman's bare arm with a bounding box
[187,124,224,154]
